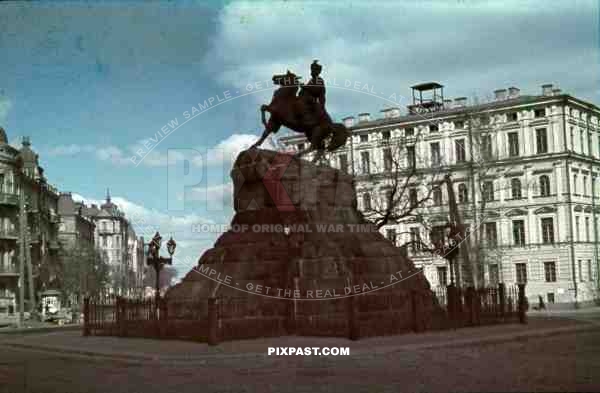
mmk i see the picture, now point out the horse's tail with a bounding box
[327,123,350,152]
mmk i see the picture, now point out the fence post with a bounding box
[465,287,474,326]
[115,296,122,337]
[208,297,219,345]
[446,284,456,329]
[83,297,90,336]
[160,298,168,338]
[518,284,527,324]
[498,283,506,321]
[347,295,359,340]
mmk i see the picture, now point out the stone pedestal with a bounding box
[168,148,436,338]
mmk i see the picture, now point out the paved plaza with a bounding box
[0,314,598,393]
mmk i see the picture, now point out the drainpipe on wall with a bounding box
[563,103,578,307]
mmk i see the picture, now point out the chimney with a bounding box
[542,84,553,96]
[342,116,355,128]
[494,89,507,101]
[453,97,467,108]
[508,87,520,99]
[358,113,371,123]
[381,107,400,119]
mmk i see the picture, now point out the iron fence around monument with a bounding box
[83,283,526,343]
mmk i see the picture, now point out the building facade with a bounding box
[57,192,95,250]
[81,191,139,295]
[281,84,600,306]
[0,129,61,321]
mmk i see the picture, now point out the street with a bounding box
[0,322,598,393]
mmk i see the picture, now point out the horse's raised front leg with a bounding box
[251,116,281,149]
[260,104,269,128]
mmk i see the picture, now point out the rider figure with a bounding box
[300,60,332,124]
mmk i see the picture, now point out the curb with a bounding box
[1,322,596,363]
[0,325,81,336]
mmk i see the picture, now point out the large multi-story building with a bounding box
[81,191,139,295]
[281,83,600,307]
[0,129,61,321]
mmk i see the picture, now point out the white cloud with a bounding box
[0,96,12,124]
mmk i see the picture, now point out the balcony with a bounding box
[0,229,18,240]
[0,193,19,207]
[0,264,19,276]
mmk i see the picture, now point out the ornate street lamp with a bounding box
[146,232,176,314]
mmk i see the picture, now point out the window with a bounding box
[588,260,593,282]
[547,293,555,304]
[102,236,107,247]
[362,193,371,210]
[0,174,3,193]
[339,154,348,174]
[511,178,522,199]
[481,134,493,159]
[541,218,554,244]
[429,124,439,132]
[433,187,442,206]
[580,130,585,154]
[386,228,396,244]
[458,183,468,203]
[583,176,588,195]
[361,151,370,174]
[513,220,525,246]
[381,130,391,140]
[437,266,448,286]
[383,148,393,172]
[578,260,583,282]
[454,121,464,129]
[575,216,580,241]
[409,188,418,208]
[405,127,414,137]
[485,222,497,246]
[508,132,519,157]
[515,263,527,284]
[384,190,392,209]
[430,226,446,247]
[573,174,578,194]
[483,181,495,202]
[455,139,466,162]
[489,264,499,285]
[508,112,518,122]
[536,128,548,153]
[585,217,590,241]
[539,175,550,196]
[406,146,416,168]
[360,134,368,143]
[534,108,545,118]
[410,227,420,251]
[430,142,441,166]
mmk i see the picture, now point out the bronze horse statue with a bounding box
[251,70,349,162]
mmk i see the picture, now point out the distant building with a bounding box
[57,192,95,250]
[281,83,600,306]
[81,190,137,295]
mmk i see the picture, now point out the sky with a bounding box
[0,0,598,279]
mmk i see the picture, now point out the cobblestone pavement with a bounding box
[0,319,598,393]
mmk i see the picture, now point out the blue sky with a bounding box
[0,0,598,278]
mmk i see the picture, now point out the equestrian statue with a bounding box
[251,60,349,162]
